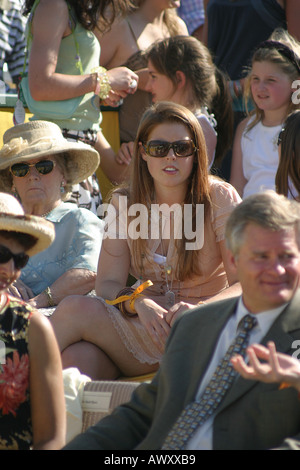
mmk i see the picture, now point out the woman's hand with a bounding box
[7,279,34,300]
[231,341,300,392]
[115,142,134,165]
[134,297,170,353]
[107,67,139,96]
[165,301,197,327]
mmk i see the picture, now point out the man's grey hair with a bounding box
[226,191,300,257]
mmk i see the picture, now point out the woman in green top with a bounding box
[23,0,139,213]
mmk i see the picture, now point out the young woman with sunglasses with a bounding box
[0,120,104,310]
[0,192,66,450]
[50,102,242,380]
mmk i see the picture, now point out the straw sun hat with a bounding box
[0,120,100,188]
[0,192,55,256]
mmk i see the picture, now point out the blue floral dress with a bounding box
[0,294,33,450]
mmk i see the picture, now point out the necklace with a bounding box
[164,263,175,309]
[157,210,176,309]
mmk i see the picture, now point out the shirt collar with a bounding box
[236,296,288,333]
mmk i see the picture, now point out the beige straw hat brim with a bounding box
[0,121,100,184]
[0,192,55,256]
[0,213,55,256]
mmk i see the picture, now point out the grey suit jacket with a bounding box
[65,291,300,450]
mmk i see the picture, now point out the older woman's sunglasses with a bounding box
[142,140,196,158]
[0,245,29,269]
[10,160,56,178]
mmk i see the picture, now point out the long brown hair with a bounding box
[275,110,300,199]
[116,101,213,280]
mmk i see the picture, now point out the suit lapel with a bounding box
[185,299,239,403]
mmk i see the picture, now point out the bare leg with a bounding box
[50,295,159,377]
[61,341,121,380]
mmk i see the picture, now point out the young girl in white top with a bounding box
[230,29,300,199]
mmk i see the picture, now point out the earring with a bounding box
[11,185,20,199]
[60,181,65,194]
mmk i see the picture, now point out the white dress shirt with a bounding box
[187,296,287,450]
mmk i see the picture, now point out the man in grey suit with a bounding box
[64,191,300,450]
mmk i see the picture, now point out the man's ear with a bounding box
[175,70,186,90]
[228,250,238,273]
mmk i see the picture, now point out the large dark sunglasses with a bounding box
[10,160,56,178]
[0,245,29,269]
[142,140,197,158]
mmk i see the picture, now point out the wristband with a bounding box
[106,280,153,315]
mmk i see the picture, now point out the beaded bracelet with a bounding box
[91,66,112,100]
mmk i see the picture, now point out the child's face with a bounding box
[250,61,293,114]
[146,60,176,103]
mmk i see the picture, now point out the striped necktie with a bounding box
[162,314,257,450]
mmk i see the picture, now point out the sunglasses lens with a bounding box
[147,141,169,158]
[35,160,54,175]
[173,141,194,157]
[0,246,13,264]
[10,163,29,177]
[0,245,29,269]
[14,253,29,269]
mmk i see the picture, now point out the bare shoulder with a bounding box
[235,116,251,137]
[32,0,69,34]
[38,0,68,15]
[28,310,57,351]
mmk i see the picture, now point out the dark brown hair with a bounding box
[275,110,300,199]
[23,0,133,31]
[145,35,233,167]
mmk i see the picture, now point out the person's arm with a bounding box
[94,131,131,184]
[28,268,97,309]
[29,0,138,101]
[28,311,66,449]
[286,0,300,42]
[29,0,96,101]
[230,118,249,197]
[96,196,170,349]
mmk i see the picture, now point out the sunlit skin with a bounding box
[146,60,179,104]
[0,235,23,293]
[228,224,300,313]
[250,61,293,119]
[11,156,65,216]
[140,122,195,203]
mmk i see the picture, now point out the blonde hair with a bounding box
[244,29,300,131]
[131,1,184,36]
